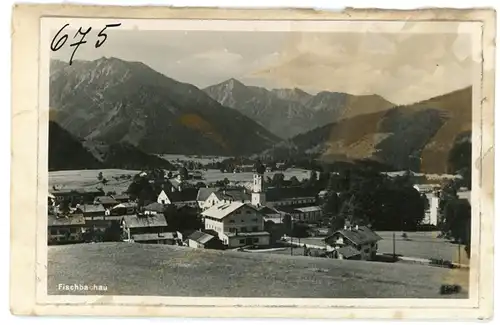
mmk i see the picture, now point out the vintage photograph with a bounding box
[9,5,495,318]
[45,19,475,299]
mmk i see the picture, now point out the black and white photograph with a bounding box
[9,5,495,319]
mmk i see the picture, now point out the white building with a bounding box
[413,184,441,225]
[201,201,270,248]
[324,225,382,261]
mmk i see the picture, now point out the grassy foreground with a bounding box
[48,243,468,298]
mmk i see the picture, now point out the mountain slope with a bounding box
[204,79,394,139]
[49,121,104,171]
[204,79,316,138]
[261,87,472,174]
[49,58,280,156]
[48,121,174,171]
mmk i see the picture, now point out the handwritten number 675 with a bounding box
[50,23,122,65]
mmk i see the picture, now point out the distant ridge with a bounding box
[259,86,472,174]
[204,78,394,139]
[49,58,280,156]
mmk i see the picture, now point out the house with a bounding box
[94,196,119,209]
[265,186,317,208]
[185,230,224,249]
[110,202,137,215]
[335,245,362,260]
[112,193,131,203]
[121,214,175,244]
[74,204,107,218]
[413,184,441,226]
[324,225,382,261]
[143,202,166,215]
[50,188,105,205]
[196,187,218,210]
[157,190,169,204]
[203,188,251,210]
[293,206,322,222]
[48,215,86,245]
[202,201,270,248]
[157,188,198,208]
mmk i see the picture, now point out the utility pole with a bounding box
[458,242,461,268]
[392,232,396,261]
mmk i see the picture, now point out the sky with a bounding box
[50,29,474,105]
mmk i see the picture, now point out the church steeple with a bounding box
[252,160,266,207]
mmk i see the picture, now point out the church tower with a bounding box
[251,161,266,207]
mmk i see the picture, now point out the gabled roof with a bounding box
[213,189,251,202]
[201,201,259,220]
[187,230,215,244]
[337,245,361,258]
[144,202,165,213]
[168,188,198,202]
[75,204,106,213]
[48,215,86,227]
[122,214,168,228]
[132,232,175,241]
[112,193,130,200]
[327,226,382,246]
[266,186,317,202]
[94,196,119,205]
[257,205,280,215]
[294,206,322,213]
[111,202,137,209]
[197,187,218,202]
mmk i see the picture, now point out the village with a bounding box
[47,160,472,268]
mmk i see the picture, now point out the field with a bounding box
[47,243,468,298]
[294,231,469,264]
[49,169,140,194]
[158,154,230,165]
[201,168,312,184]
[48,168,313,193]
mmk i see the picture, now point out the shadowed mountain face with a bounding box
[49,121,174,171]
[204,79,395,139]
[49,58,280,156]
[260,87,472,174]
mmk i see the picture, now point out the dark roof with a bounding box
[122,214,168,228]
[187,230,215,244]
[94,196,119,205]
[337,245,361,258]
[144,202,165,212]
[257,206,280,215]
[111,202,137,209]
[132,232,176,242]
[168,188,198,202]
[328,226,382,246]
[75,204,106,213]
[48,215,86,227]
[51,188,104,195]
[112,193,130,200]
[196,187,217,202]
[266,186,317,202]
[214,189,250,202]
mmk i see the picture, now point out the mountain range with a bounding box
[49,121,174,171]
[49,57,472,174]
[259,87,472,174]
[49,58,280,156]
[204,79,395,139]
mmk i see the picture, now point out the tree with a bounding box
[271,173,285,187]
[167,171,173,178]
[101,178,108,185]
[179,167,189,180]
[97,172,103,181]
[441,199,471,254]
[318,171,331,188]
[289,176,301,187]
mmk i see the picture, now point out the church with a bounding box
[200,162,322,248]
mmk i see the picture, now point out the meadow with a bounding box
[47,243,468,298]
